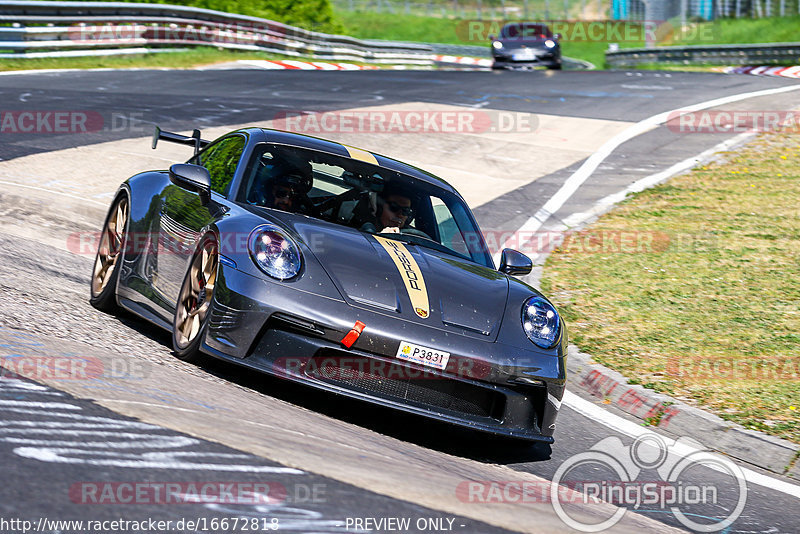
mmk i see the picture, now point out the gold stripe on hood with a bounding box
[374,236,430,319]
[343,145,379,165]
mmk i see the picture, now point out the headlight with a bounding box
[492,41,503,50]
[544,39,556,49]
[248,224,302,280]
[521,296,560,348]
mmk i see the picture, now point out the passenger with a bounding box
[377,190,414,231]
[357,184,414,233]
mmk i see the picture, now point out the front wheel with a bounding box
[90,194,129,312]
[172,234,218,362]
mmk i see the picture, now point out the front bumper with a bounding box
[492,51,561,69]
[202,265,566,442]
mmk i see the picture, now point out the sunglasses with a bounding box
[273,187,293,199]
[387,201,413,217]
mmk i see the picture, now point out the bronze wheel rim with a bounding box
[91,197,128,297]
[175,238,218,349]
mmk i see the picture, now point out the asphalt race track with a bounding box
[1,67,799,533]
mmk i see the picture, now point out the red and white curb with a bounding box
[727,65,800,79]
[433,55,492,68]
[234,59,378,70]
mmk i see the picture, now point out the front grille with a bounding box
[305,351,505,420]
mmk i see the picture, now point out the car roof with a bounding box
[251,128,457,193]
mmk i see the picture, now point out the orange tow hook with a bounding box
[340,320,366,349]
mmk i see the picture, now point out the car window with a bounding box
[238,143,494,268]
[432,196,470,258]
[190,135,245,196]
[501,23,552,39]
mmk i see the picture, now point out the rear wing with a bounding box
[152,126,211,155]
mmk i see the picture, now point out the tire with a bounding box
[548,63,563,70]
[172,233,219,362]
[89,194,129,313]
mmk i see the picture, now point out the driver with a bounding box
[269,175,299,212]
[264,165,313,214]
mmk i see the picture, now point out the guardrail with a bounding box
[0,0,433,64]
[606,42,800,68]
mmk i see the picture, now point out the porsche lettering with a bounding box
[374,236,430,318]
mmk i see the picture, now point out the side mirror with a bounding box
[554,33,562,40]
[499,248,533,276]
[488,34,495,41]
[169,163,211,205]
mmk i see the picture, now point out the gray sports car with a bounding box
[491,22,562,70]
[90,127,567,442]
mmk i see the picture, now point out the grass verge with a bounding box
[0,49,370,72]
[541,131,800,443]
[677,15,800,45]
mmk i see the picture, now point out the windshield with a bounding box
[500,23,553,39]
[237,143,494,269]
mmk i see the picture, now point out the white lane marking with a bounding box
[3,435,199,449]
[13,448,306,473]
[0,400,80,409]
[0,179,108,206]
[563,391,800,500]
[495,83,800,263]
[0,68,170,76]
[0,420,157,429]
[0,379,54,392]
[558,131,754,229]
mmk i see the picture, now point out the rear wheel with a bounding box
[90,194,129,312]
[173,234,218,362]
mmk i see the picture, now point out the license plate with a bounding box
[395,341,450,371]
[513,49,536,60]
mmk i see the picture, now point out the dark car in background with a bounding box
[491,22,562,70]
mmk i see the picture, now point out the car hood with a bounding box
[273,213,509,341]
